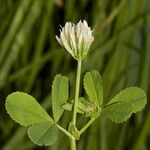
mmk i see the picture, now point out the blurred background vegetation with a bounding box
[0,0,150,150]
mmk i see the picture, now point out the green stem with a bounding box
[71,60,82,150]
[79,118,96,135]
[56,124,74,141]
[72,60,82,125]
[70,138,76,150]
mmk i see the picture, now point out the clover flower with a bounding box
[56,20,94,60]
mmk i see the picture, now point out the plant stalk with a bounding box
[71,60,82,150]
[70,138,76,150]
[72,60,82,125]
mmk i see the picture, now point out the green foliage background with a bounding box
[0,0,150,149]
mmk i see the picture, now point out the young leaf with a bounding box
[27,121,57,146]
[62,102,84,114]
[5,92,53,127]
[83,70,103,106]
[61,97,100,117]
[102,102,132,123]
[52,74,69,122]
[102,87,147,123]
[78,97,101,118]
[107,87,147,113]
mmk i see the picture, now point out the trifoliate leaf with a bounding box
[5,92,53,127]
[102,87,147,123]
[107,87,147,113]
[27,121,57,146]
[83,70,103,106]
[52,74,69,122]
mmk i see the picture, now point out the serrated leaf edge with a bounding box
[51,74,69,122]
[101,110,132,123]
[102,87,147,123]
[83,70,103,106]
[108,87,146,103]
[108,87,147,113]
[27,122,57,146]
[5,91,53,127]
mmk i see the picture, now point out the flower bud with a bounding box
[56,20,94,60]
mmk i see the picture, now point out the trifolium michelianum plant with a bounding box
[5,20,147,150]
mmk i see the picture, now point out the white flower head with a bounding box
[56,20,94,60]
